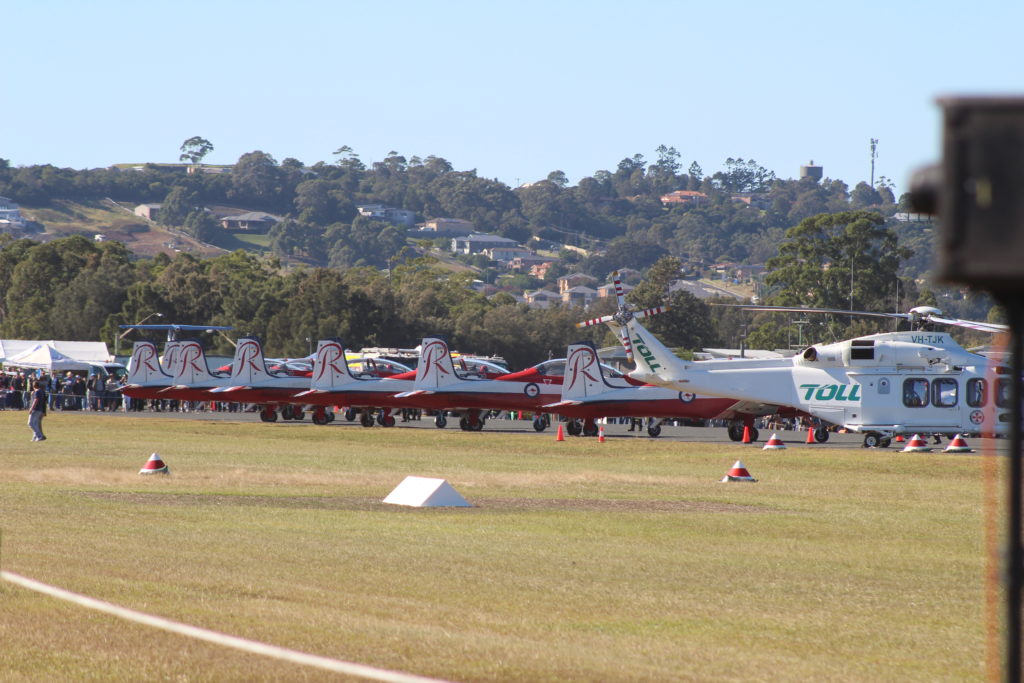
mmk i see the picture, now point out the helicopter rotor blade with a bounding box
[923,315,1008,334]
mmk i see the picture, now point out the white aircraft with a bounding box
[580,274,1009,448]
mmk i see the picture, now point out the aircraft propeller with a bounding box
[576,271,669,362]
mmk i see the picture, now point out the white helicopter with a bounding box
[579,273,1011,448]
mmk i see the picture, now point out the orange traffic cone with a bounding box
[721,460,757,482]
[762,433,786,450]
[943,434,972,453]
[556,424,565,442]
[806,427,815,444]
[597,426,605,443]
[741,425,752,444]
[139,452,169,475]
[901,434,932,453]
[895,434,905,443]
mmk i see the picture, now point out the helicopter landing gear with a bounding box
[862,432,891,448]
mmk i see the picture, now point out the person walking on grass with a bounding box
[27,379,47,442]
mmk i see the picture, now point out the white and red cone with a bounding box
[901,434,932,453]
[943,434,973,453]
[762,433,786,450]
[597,426,605,443]
[721,460,757,482]
[139,452,169,475]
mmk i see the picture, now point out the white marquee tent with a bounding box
[2,343,94,372]
[0,340,112,364]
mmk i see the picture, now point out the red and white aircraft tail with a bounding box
[561,341,612,401]
[413,337,462,390]
[307,338,361,391]
[170,339,224,386]
[125,340,173,386]
[160,340,184,375]
[229,337,272,386]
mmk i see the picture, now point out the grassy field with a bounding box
[0,412,996,681]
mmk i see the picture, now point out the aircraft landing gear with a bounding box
[565,419,582,436]
[862,432,891,448]
[259,407,277,422]
[458,411,485,431]
[344,407,357,422]
[532,414,549,432]
[434,412,447,429]
[376,409,396,427]
[312,407,330,425]
[581,419,599,437]
[360,411,374,427]
[727,424,744,442]
[813,426,830,443]
[647,419,663,438]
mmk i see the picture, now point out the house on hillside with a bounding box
[562,285,598,307]
[485,246,533,264]
[659,190,708,207]
[421,217,475,236]
[220,211,282,233]
[524,289,559,309]
[134,203,161,221]
[357,204,416,227]
[557,273,597,294]
[0,196,26,229]
[451,233,520,255]
[509,253,552,272]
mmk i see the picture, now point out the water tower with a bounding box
[800,160,823,181]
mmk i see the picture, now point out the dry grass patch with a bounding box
[0,411,994,681]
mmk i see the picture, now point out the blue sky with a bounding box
[3,1,1022,195]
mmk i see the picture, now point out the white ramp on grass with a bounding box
[383,476,471,508]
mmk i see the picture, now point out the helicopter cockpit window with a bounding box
[932,378,958,407]
[903,378,929,407]
[967,378,987,407]
[997,378,1012,408]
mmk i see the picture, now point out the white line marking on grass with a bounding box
[1,570,452,683]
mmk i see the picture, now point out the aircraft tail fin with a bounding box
[560,341,613,400]
[160,340,183,375]
[415,337,461,389]
[125,341,171,386]
[230,337,270,385]
[170,339,218,385]
[612,317,685,384]
[309,339,360,390]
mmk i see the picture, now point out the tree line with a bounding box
[0,142,908,276]
[2,208,996,367]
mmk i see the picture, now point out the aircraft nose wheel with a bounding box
[259,407,277,422]
[647,424,662,438]
[434,413,447,429]
[360,411,374,427]
[532,415,548,432]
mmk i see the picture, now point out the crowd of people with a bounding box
[1,370,128,412]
